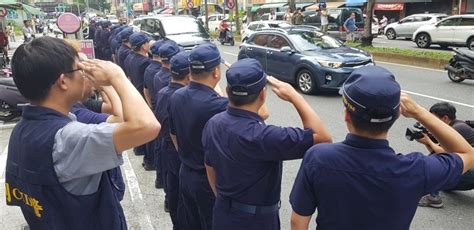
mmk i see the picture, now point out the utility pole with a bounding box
[234,0,240,35]
[289,0,295,12]
[204,0,209,31]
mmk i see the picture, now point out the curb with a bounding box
[371,52,448,70]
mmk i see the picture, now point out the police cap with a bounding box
[226,58,267,96]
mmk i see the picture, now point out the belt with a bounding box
[223,197,280,215]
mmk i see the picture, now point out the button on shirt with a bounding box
[290,134,463,230]
[169,82,228,170]
[144,60,162,106]
[154,82,184,149]
[153,68,172,100]
[126,53,151,95]
[203,108,313,205]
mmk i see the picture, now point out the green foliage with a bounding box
[345,42,452,61]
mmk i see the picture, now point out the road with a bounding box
[1,44,474,229]
[372,36,454,53]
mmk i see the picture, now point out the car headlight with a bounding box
[318,60,343,68]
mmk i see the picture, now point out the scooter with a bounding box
[0,70,28,122]
[445,48,474,83]
[219,28,235,46]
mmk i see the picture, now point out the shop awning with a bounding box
[22,4,42,16]
[374,3,404,11]
[296,2,315,9]
[259,2,287,9]
[250,5,261,13]
[306,2,344,11]
[345,0,367,7]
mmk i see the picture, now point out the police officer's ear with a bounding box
[212,66,221,79]
[259,87,266,102]
[344,109,351,123]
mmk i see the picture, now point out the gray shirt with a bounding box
[52,113,123,195]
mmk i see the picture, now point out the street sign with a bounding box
[226,0,235,9]
[80,40,95,59]
[187,1,194,9]
[0,7,7,17]
[57,13,81,34]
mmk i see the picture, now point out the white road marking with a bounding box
[377,61,447,73]
[223,52,238,57]
[122,151,154,230]
[0,145,8,184]
[402,90,474,109]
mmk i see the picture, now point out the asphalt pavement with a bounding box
[372,36,454,53]
[0,43,473,230]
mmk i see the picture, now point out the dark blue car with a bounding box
[237,26,373,94]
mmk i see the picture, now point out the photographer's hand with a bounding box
[417,134,444,154]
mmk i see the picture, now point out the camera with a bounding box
[405,122,437,143]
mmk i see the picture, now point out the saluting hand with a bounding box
[81,60,126,86]
[400,92,425,119]
[267,76,300,102]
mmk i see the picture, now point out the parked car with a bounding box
[106,14,119,24]
[241,20,292,42]
[384,13,447,40]
[303,7,365,40]
[197,14,226,31]
[238,26,373,94]
[133,15,212,50]
[412,15,474,49]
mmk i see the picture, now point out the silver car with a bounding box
[385,13,447,40]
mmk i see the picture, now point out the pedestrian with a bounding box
[283,8,293,24]
[202,58,332,230]
[269,9,277,20]
[380,15,388,28]
[7,22,16,43]
[5,37,160,229]
[417,102,474,208]
[124,32,152,160]
[343,12,357,42]
[154,51,191,229]
[22,20,34,43]
[168,43,262,230]
[289,66,474,229]
[319,3,329,33]
[116,27,133,70]
[291,8,304,25]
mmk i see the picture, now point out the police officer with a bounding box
[6,37,160,229]
[154,40,180,103]
[155,51,191,229]
[116,27,133,71]
[144,40,164,108]
[110,25,127,63]
[93,21,103,59]
[100,21,113,61]
[168,43,267,230]
[125,32,152,158]
[202,58,332,230]
[289,66,474,229]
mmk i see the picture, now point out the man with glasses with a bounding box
[5,37,160,229]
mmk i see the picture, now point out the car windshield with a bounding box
[161,18,206,35]
[288,31,342,51]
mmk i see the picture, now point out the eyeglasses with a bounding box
[64,68,85,77]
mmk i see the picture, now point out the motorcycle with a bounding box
[219,28,235,46]
[0,70,28,122]
[445,48,474,83]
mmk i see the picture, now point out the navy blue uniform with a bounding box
[94,28,103,59]
[117,45,132,71]
[155,82,185,229]
[125,53,151,96]
[144,60,162,107]
[5,106,126,229]
[290,134,463,230]
[100,29,112,61]
[153,68,171,100]
[169,82,228,230]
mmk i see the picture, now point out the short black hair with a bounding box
[171,73,187,81]
[190,65,219,80]
[11,37,77,101]
[429,102,456,120]
[226,87,260,106]
[349,113,397,135]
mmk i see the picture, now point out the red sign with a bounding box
[187,1,194,9]
[226,0,235,9]
[374,3,404,11]
[80,40,95,59]
[0,7,7,17]
[57,13,81,34]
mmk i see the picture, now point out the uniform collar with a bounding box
[189,81,215,93]
[150,60,161,66]
[343,133,390,149]
[227,107,263,123]
[22,105,72,121]
[169,82,185,89]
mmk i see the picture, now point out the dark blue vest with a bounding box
[5,106,126,230]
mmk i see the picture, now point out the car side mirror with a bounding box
[280,46,293,53]
[398,21,402,24]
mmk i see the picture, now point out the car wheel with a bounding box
[468,37,474,50]
[297,69,317,94]
[230,39,235,46]
[242,37,247,43]
[415,33,431,48]
[386,29,396,40]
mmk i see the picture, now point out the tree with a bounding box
[361,0,375,46]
